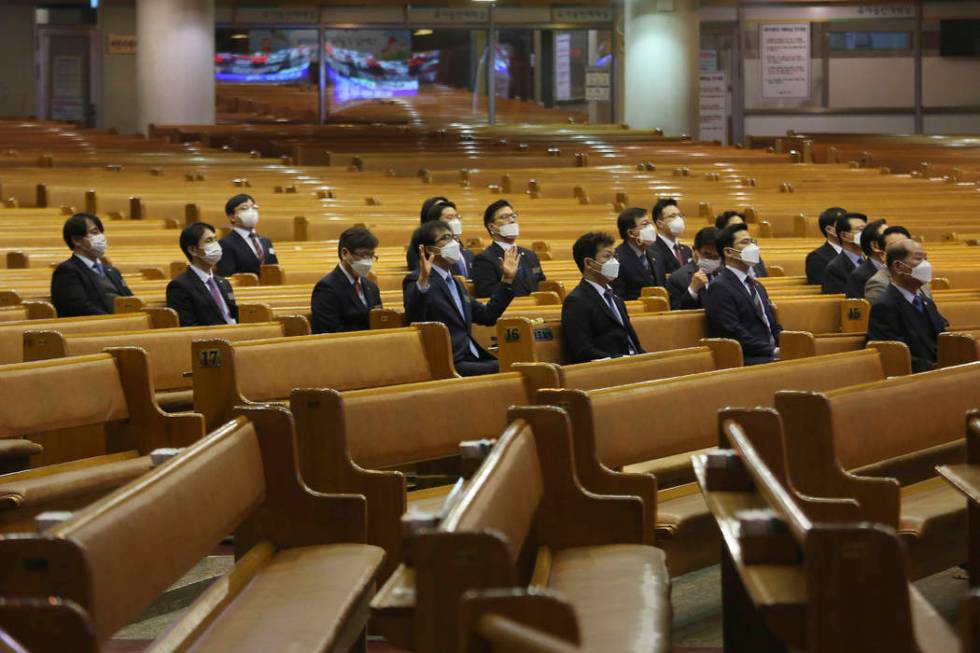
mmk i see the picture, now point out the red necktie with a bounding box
[354,278,367,306]
[249,233,265,263]
[673,243,684,266]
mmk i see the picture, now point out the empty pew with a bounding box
[695,412,966,653]
[373,405,670,653]
[0,405,385,652]
[0,302,55,323]
[935,409,980,585]
[191,322,457,429]
[23,317,309,411]
[938,328,980,367]
[537,347,911,576]
[0,348,204,531]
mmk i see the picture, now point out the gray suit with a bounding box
[864,268,932,304]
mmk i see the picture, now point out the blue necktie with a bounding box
[913,295,925,313]
[445,275,480,358]
[92,262,106,277]
[456,256,468,277]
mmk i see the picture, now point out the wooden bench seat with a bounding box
[192,322,456,428]
[537,347,911,576]
[774,363,980,578]
[374,406,670,653]
[0,349,204,531]
[938,328,980,367]
[0,406,384,653]
[23,318,309,412]
[936,409,980,585]
[695,411,969,653]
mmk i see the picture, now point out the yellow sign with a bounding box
[106,34,137,55]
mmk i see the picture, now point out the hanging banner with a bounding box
[554,32,572,101]
[761,23,810,100]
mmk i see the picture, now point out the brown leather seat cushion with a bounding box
[549,544,671,653]
[655,490,720,577]
[184,544,385,653]
[898,477,967,578]
[0,456,152,512]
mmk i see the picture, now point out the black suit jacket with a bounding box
[752,259,769,278]
[611,242,667,301]
[406,240,475,278]
[703,267,782,361]
[665,261,710,310]
[472,243,545,298]
[50,255,133,317]
[650,237,692,275]
[310,266,382,334]
[166,268,239,327]
[215,230,278,277]
[404,269,514,363]
[845,259,879,299]
[561,281,645,363]
[866,284,947,373]
[822,251,860,295]
[805,242,838,285]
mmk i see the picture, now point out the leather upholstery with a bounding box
[549,545,671,653]
[184,544,384,653]
[899,477,968,578]
[654,490,720,577]
[0,356,129,438]
[237,331,433,401]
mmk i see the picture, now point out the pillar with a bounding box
[136,0,215,133]
[0,4,36,118]
[624,0,699,136]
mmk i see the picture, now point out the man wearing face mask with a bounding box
[866,240,947,373]
[703,223,782,365]
[406,198,474,277]
[821,212,868,295]
[311,226,382,334]
[805,207,848,285]
[472,199,545,298]
[666,227,722,310]
[51,213,133,316]
[844,219,887,299]
[715,211,768,277]
[167,222,238,327]
[650,198,692,274]
[405,220,519,376]
[562,232,645,363]
[611,207,667,300]
[215,194,278,278]
[864,226,920,304]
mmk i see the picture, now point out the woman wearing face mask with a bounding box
[650,198,693,274]
[311,226,383,334]
[561,231,645,363]
[666,227,722,310]
[216,194,279,278]
[167,222,239,327]
[406,198,475,277]
[471,199,546,298]
[51,212,134,316]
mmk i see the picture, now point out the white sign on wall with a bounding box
[761,23,810,99]
[585,66,610,102]
[555,33,572,101]
[699,72,728,144]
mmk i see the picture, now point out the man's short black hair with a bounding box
[424,200,457,224]
[714,211,744,230]
[180,222,215,261]
[835,212,868,245]
[419,196,449,223]
[819,207,847,236]
[877,225,911,251]
[572,232,615,273]
[694,227,719,252]
[225,194,254,216]
[715,223,749,259]
[616,207,647,240]
[860,219,887,256]
[62,212,103,250]
[886,239,916,271]
[338,226,378,257]
[418,219,452,247]
[652,197,678,221]
[483,199,512,227]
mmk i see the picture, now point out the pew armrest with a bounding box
[553,467,654,547]
[623,448,712,489]
[260,491,370,549]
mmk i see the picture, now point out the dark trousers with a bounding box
[455,356,500,377]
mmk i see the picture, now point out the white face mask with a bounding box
[237,208,259,230]
[86,233,107,257]
[637,225,658,245]
[447,218,463,236]
[439,239,462,264]
[737,243,761,266]
[909,259,932,284]
[497,222,520,239]
[199,241,223,266]
[348,254,373,278]
[666,216,685,236]
[850,230,863,248]
[593,257,620,281]
[697,257,721,274]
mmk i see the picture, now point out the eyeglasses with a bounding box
[353,253,378,262]
[496,212,519,223]
[236,204,259,212]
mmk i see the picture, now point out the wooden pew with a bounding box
[938,328,980,367]
[935,409,980,585]
[695,413,965,653]
[0,302,55,323]
[0,405,385,652]
[460,591,583,653]
[537,347,911,576]
[373,405,670,653]
[774,363,979,578]
[22,317,309,411]
[191,322,456,429]
[0,348,204,531]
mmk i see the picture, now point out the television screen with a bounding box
[940,19,980,57]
